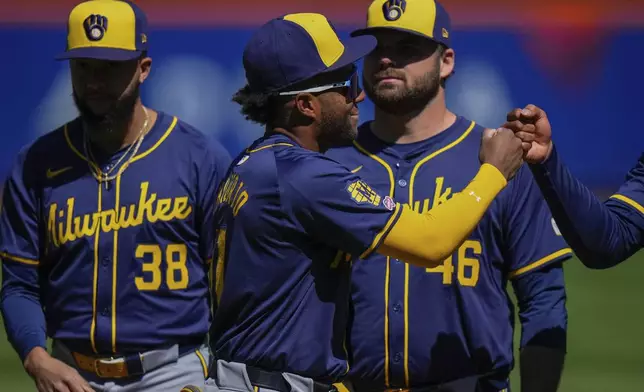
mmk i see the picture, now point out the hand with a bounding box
[24,347,94,392]
[504,104,553,164]
[479,127,524,181]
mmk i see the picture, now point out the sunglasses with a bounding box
[277,71,361,102]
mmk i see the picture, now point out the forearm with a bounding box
[379,163,507,268]
[1,261,47,363]
[1,293,47,362]
[530,146,641,268]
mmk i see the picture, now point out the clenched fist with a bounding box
[504,104,553,164]
[479,128,525,181]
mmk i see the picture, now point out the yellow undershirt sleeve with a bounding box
[378,163,507,268]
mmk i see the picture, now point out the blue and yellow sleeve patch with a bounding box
[346,179,381,206]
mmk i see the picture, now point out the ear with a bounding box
[439,48,455,80]
[138,56,152,84]
[293,93,320,121]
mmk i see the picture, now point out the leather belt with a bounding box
[70,342,201,379]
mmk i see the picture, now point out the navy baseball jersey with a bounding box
[606,153,644,240]
[0,112,230,355]
[532,149,643,268]
[210,133,403,382]
[326,117,572,389]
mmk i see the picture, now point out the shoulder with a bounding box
[263,145,352,200]
[440,116,485,152]
[166,113,219,150]
[4,120,78,187]
[165,113,232,167]
[500,163,541,209]
[325,141,359,163]
[277,146,349,179]
[20,120,79,169]
[462,118,486,140]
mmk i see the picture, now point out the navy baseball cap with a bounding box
[352,0,451,48]
[243,13,377,93]
[56,0,148,61]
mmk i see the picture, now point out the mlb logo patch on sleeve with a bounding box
[382,196,395,211]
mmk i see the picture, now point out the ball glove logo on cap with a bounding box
[382,0,406,21]
[84,14,108,41]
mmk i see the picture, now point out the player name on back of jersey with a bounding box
[216,172,249,216]
[47,181,192,247]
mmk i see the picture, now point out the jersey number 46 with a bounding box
[425,240,481,287]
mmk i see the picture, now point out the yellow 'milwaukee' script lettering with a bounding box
[47,182,192,247]
[411,176,461,213]
[216,173,248,216]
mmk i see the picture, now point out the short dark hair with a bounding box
[231,85,278,126]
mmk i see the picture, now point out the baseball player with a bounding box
[325,1,573,391]
[505,104,643,268]
[190,12,527,392]
[0,1,230,391]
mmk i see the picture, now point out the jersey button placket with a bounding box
[95,180,116,352]
[389,160,409,385]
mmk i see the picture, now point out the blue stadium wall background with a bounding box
[1,0,643,191]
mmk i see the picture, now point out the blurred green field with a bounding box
[1,252,643,391]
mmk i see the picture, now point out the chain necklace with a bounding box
[83,107,150,190]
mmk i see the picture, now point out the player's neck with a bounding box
[371,94,457,144]
[85,101,157,155]
[269,127,322,152]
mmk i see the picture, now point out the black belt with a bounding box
[245,365,336,392]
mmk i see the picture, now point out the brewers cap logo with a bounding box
[346,180,382,207]
[382,0,406,22]
[83,14,108,41]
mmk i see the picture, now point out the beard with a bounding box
[364,66,441,116]
[73,83,140,133]
[319,104,357,151]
